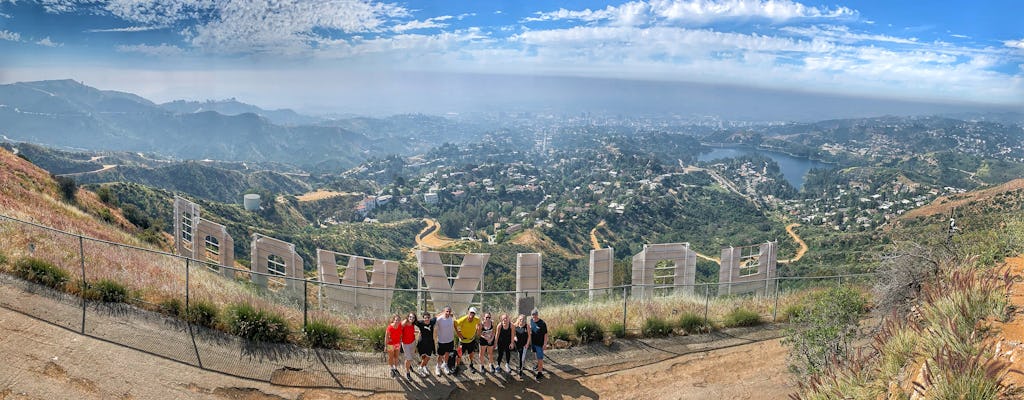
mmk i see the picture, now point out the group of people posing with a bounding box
[384,306,550,380]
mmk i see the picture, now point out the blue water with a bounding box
[697,146,831,190]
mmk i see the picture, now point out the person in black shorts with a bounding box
[414,311,436,378]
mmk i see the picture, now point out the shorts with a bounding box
[532,344,545,360]
[402,343,416,361]
[437,341,455,356]
[460,340,478,354]
[418,343,436,357]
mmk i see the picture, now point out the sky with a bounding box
[0,0,1021,115]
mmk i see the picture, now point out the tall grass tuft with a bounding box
[574,319,604,344]
[677,312,709,334]
[354,326,386,351]
[82,279,130,303]
[13,257,70,290]
[224,303,291,343]
[185,301,219,329]
[722,308,762,328]
[642,316,673,338]
[609,322,627,338]
[304,320,342,349]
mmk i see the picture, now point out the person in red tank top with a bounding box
[384,314,402,378]
[401,313,418,379]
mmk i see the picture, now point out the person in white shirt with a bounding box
[434,306,456,375]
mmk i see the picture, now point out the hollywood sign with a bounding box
[174,196,778,312]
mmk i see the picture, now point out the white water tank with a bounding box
[243,194,261,211]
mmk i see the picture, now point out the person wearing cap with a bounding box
[455,306,482,374]
[529,308,549,379]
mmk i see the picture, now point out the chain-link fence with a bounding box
[0,213,876,390]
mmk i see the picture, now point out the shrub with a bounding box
[82,279,129,303]
[784,286,866,375]
[304,320,342,349]
[356,326,387,351]
[95,186,116,205]
[678,312,709,334]
[609,322,627,338]
[185,301,219,328]
[13,257,70,290]
[574,319,604,344]
[158,298,183,317]
[722,308,762,328]
[0,252,7,266]
[552,326,573,344]
[225,303,290,343]
[779,303,805,323]
[54,175,78,203]
[642,317,672,338]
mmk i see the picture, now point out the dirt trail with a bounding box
[415,218,458,249]
[590,220,606,250]
[0,303,796,399]
[993,254,1024,388]
[779,223,808,264]
[295,190,357,202]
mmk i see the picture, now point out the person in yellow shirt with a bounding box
[454,306,482,374]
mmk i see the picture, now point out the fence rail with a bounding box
[0,213,877,390]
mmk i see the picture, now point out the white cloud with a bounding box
[0,29,20,42]
[116,43,185,57]
[524,0,856,25]
[392,15,453,32]
[86,26,166,33]
[780,25,917,45]
[36,37,60,47]
[38,0,412,54]
[1005,39,1024,49]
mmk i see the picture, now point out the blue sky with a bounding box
[0,0,1021,114]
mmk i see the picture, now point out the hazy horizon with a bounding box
[0,0,1020,119]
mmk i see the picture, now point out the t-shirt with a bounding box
[435,315,456,343]
[530,318,548,347]
[386,324,403,346]
[402,322,416,345]
[415,318,436,347]
[455,315,480,344]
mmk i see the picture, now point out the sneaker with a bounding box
[390,368,397,378]
[536,371,543,379]
[503,363,510,373]
[442,364,450,375]
[417,367,427,377]
[406,372,412,380]
[491,364,497,373]
[435,365,441,376]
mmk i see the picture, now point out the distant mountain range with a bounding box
[158,99,321,126]
[0,80,483,170]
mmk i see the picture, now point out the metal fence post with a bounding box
[772,277,781,322]
[185,258,190,310]
[703,284,710,326]
[303,279,308,331]
[79,235,86,334]
[622,286,628,335]
[184,257,204,369]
